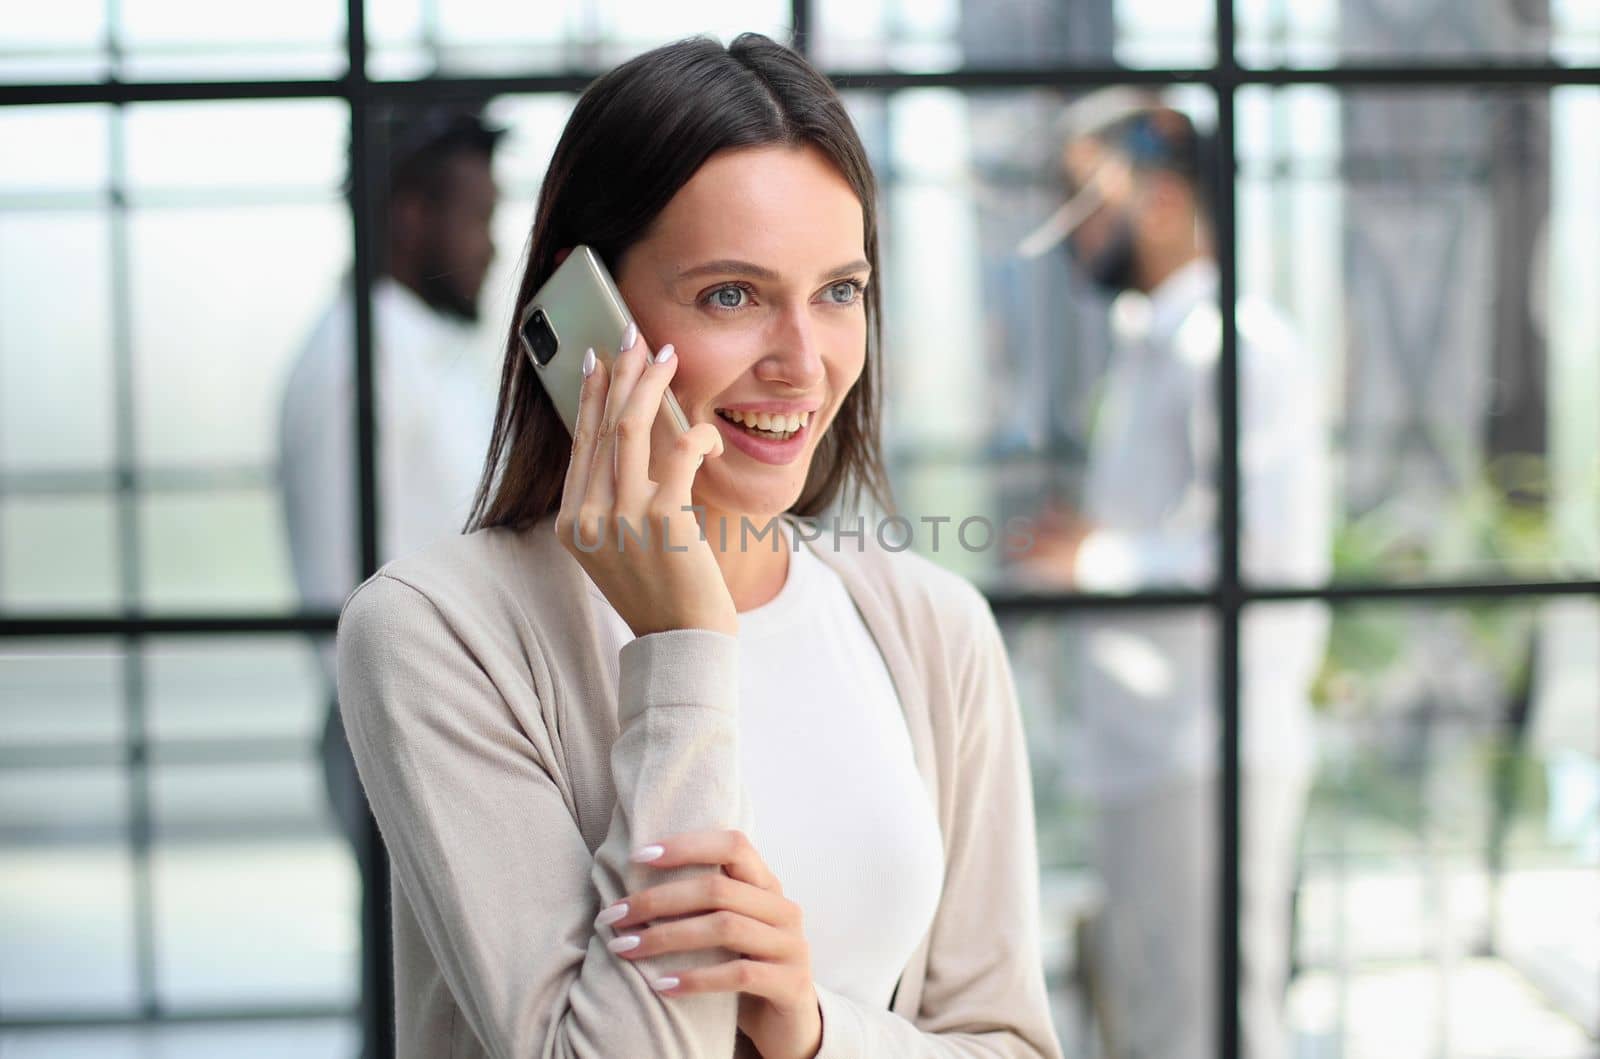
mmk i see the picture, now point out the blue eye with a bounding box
[711,286,747,309]
[826,280,866,305]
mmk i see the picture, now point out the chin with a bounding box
[697,474,809,525]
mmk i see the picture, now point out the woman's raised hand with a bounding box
[554,322,737,639]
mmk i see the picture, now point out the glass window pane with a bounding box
[460,94,575,358]
[124,101,347,195]
[1007,605,1221,1053]
[0,634,358,1023]
[0,104,112,194]
[129,203,350,470]
[0,0,348,83]
[0,758,139,1013]
[0,4,105,51]
[814,0,1213,72]
[0,639,124,747]
[116,102,349,615]
[116,0,347,81]
[1237,85,1600,586]
[1271,597,1600,1057]
[147,637,324,744]
[0,764,129,838]
[0,211,116,474]
[151,758,334,835]
[137,488,294,612]
[0,837,139,1015]
[365,1,790,79]
[151,759,359,1009]
[0,496,120,611]
[0,3,111,83]
[1238,0,1600,68]
[0,1020,360,1058]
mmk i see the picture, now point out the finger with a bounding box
[633,829,781,892]
[653,421,724,504]
[650,958,788,1000]
[608,910,795,964]
[589,323,651,521]
[613,341,678,516]
[557,349,609,549]
[601,873,796,932]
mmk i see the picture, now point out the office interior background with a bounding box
[2,1,1597,1057]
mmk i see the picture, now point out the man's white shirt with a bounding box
[1070,258,1334,799]
[279,273,497,680]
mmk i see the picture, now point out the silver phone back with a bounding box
[521,246,690,437]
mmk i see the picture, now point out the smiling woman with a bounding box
[333,30,1064,1059]
[466,37,893,541]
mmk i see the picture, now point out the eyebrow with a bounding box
[675,258,872,283]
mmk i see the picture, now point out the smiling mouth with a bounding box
[714,408,811,441]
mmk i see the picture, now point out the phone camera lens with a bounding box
[520,307,559,367]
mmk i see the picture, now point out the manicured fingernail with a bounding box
[607,934,641,953]
[631,845,664,863]
[653,343,675,365]
[595,903,628,927]
[582,347,596,377]
[620,322,638,353]
[652,976,679,992]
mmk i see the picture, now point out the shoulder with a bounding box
[335,522,584,730]
[338,521,575,653]
[348,527,502,602]
[880,539,993,633]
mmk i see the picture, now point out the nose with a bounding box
[755,302,826,391]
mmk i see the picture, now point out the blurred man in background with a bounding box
[1014,89,1333,1059]
[279,102,504,861]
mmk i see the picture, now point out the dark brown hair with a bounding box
[464,32,895,533]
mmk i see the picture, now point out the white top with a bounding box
[584,521,947,1009]
[1070,257,1334,798]
[278,273,496,678]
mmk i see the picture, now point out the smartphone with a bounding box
[517,244,691,439]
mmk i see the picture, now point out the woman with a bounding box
[336,31,1063,1059]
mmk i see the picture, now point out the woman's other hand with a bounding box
[554,322,736,638]
[595,829,822,1059]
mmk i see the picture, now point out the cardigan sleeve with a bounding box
[810,583,1064,1059]
[336,571,753,1059]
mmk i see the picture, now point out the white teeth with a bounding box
[719,409,810,431]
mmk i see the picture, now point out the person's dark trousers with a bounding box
[321,700,382,1059]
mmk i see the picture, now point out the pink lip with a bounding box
[712,410,811,466]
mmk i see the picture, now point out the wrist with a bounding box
[788,988,824,1059]
[748,990,823,1059]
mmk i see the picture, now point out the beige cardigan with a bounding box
[336,510,1064,1059]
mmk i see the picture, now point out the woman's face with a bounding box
[613,143,870,522]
